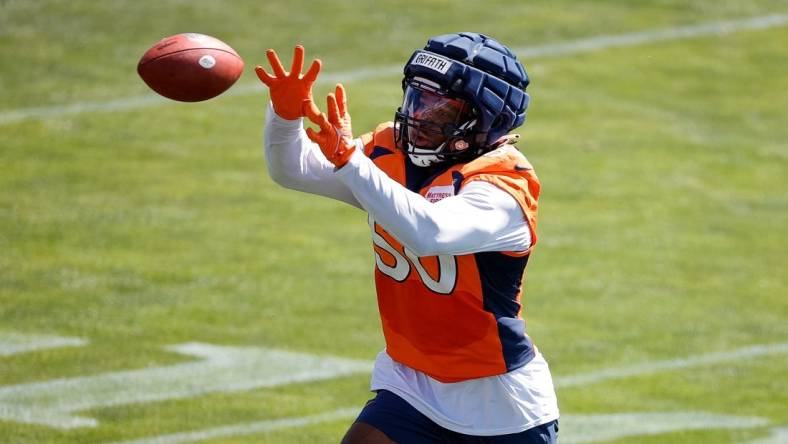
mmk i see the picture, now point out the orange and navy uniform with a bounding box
[360,123,541,383]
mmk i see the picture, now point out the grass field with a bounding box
[1,1,787,443]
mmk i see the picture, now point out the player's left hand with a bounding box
[255,46,321,120]
[303,84,356,168]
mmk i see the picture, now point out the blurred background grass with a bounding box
[1,1,786,442]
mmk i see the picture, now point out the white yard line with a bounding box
[106,410,772,444]
[741,427,788,444]
[555,342,788,387]
[0,13,785,126]
[0,342,371,429]
[106,342,788,444]
[561,412,769,444]
[0,332,87,357]
[107,408,361,444]
[514,13,788,58]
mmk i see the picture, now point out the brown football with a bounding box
[137,33,244,102]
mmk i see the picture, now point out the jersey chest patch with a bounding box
[424,184,455,203]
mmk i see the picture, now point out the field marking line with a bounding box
[106,407,360,444]
[555,342,788,387]
[106,410,770,444]
[0,13,786,126]
[562,411,769,444]
[0,342,371,429]
[0,332,87,357]
[740,426,788,444]
[104,342,787,443]
[514,13,788,58]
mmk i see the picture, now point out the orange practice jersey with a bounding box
[360,123,541,382]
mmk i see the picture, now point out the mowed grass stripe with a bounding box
[1,13,785,126]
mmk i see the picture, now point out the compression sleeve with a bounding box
[335,147,531,256]
[263,102,361,208]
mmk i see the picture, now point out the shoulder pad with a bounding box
[363,121,397,155]
[455,145,534,177]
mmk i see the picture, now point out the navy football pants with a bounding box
[355,389,558,443]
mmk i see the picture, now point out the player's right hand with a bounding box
[303,84,356,169]
[255,46,321,120]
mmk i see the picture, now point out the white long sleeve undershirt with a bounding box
[263,102,531,256]
[263,103,360,207]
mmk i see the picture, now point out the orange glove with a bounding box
[255,46,321,120]
[303,84,356,168]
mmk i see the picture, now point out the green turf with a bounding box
[1,1,787,442]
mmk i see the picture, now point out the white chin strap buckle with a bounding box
[408,153,438,167]
[408,145,440,167]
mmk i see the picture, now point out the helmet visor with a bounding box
[401,85,472,150]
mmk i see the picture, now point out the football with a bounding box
[137,33,244,102]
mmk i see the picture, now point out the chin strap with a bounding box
[408,133,522,167]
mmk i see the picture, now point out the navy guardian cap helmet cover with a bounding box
[395,32,530,166]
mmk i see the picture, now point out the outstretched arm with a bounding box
[303,90,531,256]
[337,151,531,256]
[257,47,360,207]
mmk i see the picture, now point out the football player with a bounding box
[257,33,559,444]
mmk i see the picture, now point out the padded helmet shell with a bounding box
[401,32,530,150]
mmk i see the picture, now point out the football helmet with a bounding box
[394,32,530,167]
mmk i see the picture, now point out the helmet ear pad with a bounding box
[464,71,529,146]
